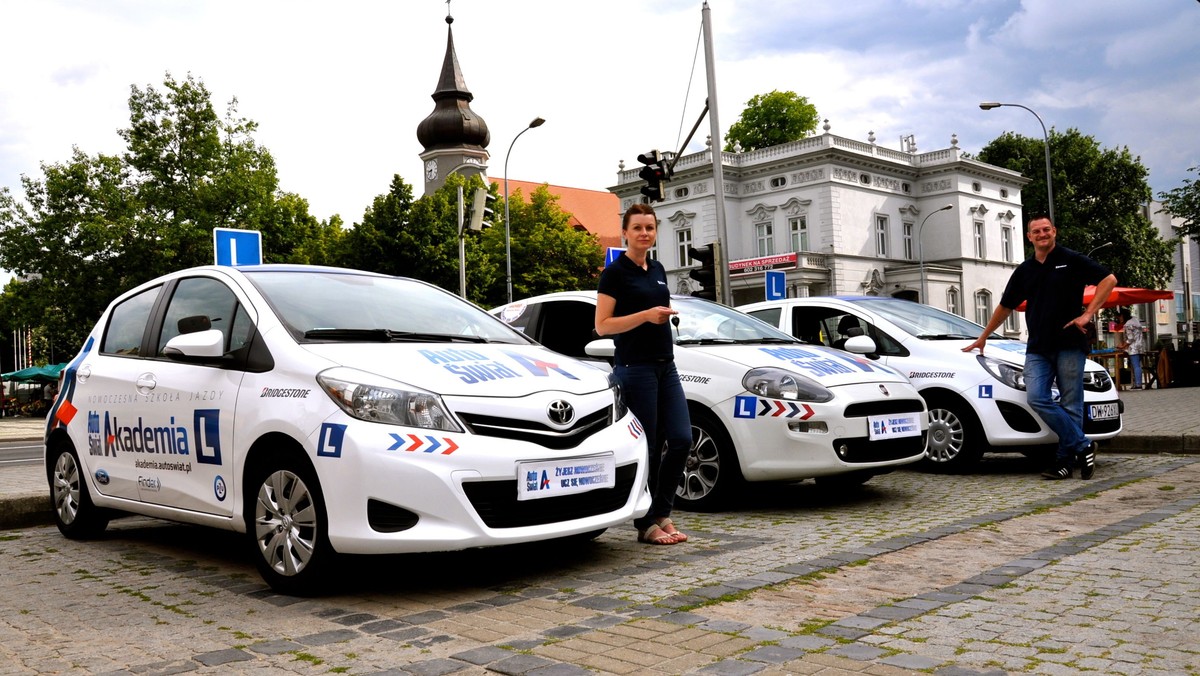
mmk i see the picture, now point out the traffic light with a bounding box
[688,241,722,301]
[637,150,671,203]
[468,187,496,231]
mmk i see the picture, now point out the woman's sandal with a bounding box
[655,517,688,542]
[638,523,682,545]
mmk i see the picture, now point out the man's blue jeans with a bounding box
[614,361,691,531]
[1025,349,1089,465]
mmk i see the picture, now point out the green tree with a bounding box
[0,73,338,361]
[978,129,1174,290]
[1159,165,1200,239]
[340,173,499,305]
[723,90,819,152]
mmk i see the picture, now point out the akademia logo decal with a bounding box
[86,409,222,466]
[417,348,579,384]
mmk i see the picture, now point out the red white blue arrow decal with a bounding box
[757,399,815,419]
[388,433,460,454]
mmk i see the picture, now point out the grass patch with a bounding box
[291,652,324,665]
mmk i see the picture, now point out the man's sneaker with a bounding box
[1080,442,1096,480]
[1042,463,1071,480]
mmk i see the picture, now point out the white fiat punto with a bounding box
[45,265,649,594]
[491,292,929,511]
[741,296,1123,470]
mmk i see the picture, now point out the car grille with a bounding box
[842,399,926,417]
[830,433,928,463]
[457,406,612,451]
[462,462,638,529]
[1084,417,1121,435]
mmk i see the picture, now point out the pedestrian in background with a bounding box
[596,203,691,545]
[963,214,1117,480]
[1119,307,1145,389]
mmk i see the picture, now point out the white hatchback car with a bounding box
[740,296,1123,470]
[45,265,649,594]
[491,292,928,510]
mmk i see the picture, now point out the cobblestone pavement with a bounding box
[2,450,1198,675]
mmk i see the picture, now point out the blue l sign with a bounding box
[605,247,626,267]
[765,270,786,301]
[213,228,263,266]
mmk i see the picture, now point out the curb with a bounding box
[0,492,54,529]
[1106,434,1200,454]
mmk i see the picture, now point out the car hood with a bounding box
[682,343,912,386]
[916,339,1106,373]
[299,342,610,396]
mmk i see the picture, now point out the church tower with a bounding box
[417,12,490,194]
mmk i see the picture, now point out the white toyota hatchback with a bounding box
[740,296,1123,470]
[45,265,649,594]
[491,292,928,510]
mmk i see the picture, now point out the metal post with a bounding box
[504,117,545,304]
[980,102,1054,224]
[918,204,954,304]
[457,186,466,298]
[702,1,731,306]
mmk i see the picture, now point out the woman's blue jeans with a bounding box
[1025,349,1090,465]
[614,360,691,531]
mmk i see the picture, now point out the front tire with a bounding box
[48,442,109,539]
[921,394,985,471]
[675,409,742,511]
[246,454,334,595]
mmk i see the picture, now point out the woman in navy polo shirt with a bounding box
[596,203,691,545]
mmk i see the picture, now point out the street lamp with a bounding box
[1087,241,1113,257]
[918,204,955,304]
[980,101,1054,224]
[504,116,545,304]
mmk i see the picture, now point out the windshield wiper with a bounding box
[734,337,798,344]
[303,328,489,343]
[675,337,737,345]
[918,333,977,340]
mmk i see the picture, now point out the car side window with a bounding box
[100,285,162,356]
[535,300,597,360]
[156,277,244,356]
[746,307,781,328]
[790,306,841,347]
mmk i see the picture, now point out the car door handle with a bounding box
[136,373,157,392]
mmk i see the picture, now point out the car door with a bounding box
[77,283,167,503]
[133,274,256,516]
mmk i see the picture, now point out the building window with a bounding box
[972,181,982,192]
[770,176,787,188]
[973,221,985,258]
[648,244,658,261]
[902,221,914,260]
[677,228,693,267]
[1004,310,1020,333]
[875,215,889,257]
[756,221,774,256]
[947,287,960,316]
[1001,225,1013,263]
[789,216,809,252]
[974,290,991,326]
[1000,188,1009,199]
[673,187,690,198]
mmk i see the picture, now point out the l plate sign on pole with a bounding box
[604,247,626,267]
[213,228,263,266]
[765,270,785,301]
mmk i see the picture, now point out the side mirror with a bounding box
[584,338,616,359]
[163,329,225,360]
[843,335,878,357]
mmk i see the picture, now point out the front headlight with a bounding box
[742,367,833,402]
[608,373,629,421]
[317,368,463,432]
[977,355,1025,390]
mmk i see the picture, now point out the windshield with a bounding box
[243,269,532,344]
[849,298,1007,340]
[671,297,800,344]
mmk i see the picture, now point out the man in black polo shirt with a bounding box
[963,215,1117,479]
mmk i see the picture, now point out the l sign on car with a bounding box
[45,265,649,594]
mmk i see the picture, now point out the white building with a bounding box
[610,124,1030,336]
[1146,200,1198,347]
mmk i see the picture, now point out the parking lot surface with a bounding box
[1,388,1198,675]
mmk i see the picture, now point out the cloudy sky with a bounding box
[2,0,1198,228]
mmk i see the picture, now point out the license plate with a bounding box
[516,453,616,501]
[867,413,922,441]
[1088,403,1119,421]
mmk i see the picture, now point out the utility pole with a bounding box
[702,1,731,306]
